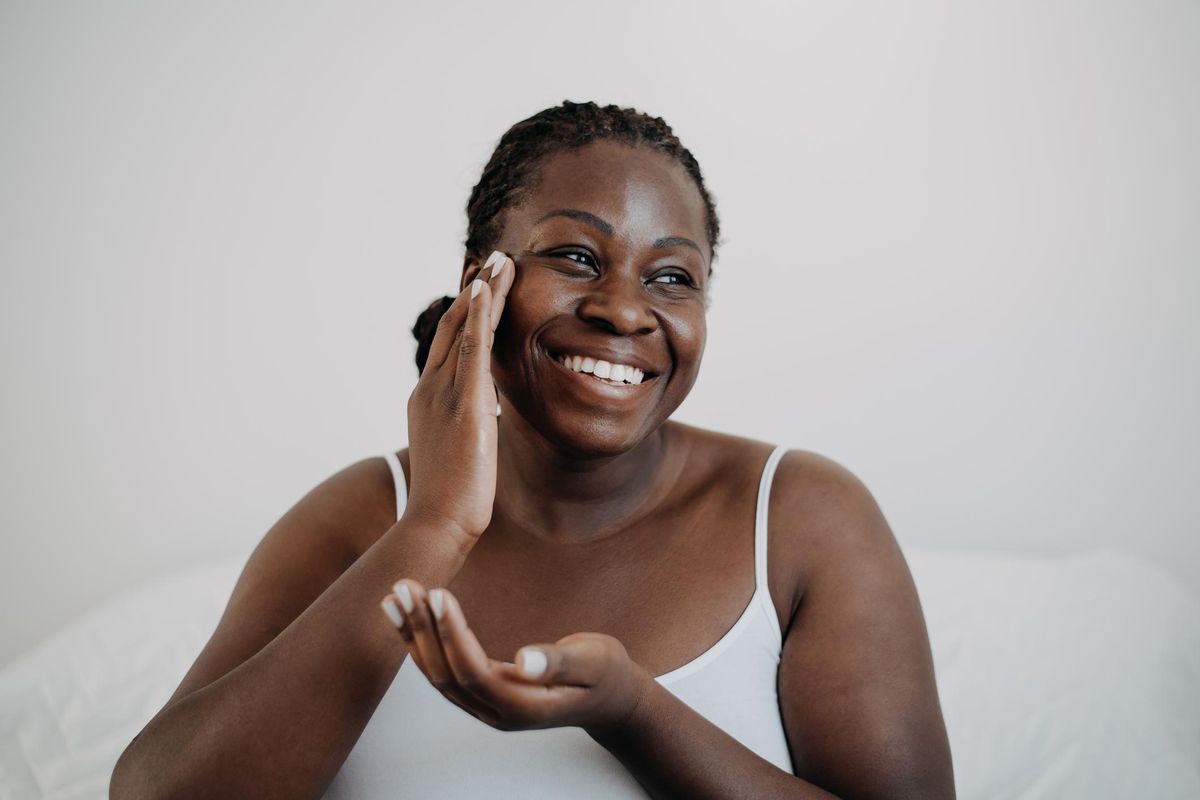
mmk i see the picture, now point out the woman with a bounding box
[112,100,955,799]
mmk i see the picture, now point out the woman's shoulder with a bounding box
[304,448,411,560]
[668,421,866,495]
[670,421,894,590]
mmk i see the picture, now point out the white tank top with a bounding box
[325,446,796,798]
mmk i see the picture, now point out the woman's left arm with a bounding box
[589,451,956,800]
[586,678,840,799]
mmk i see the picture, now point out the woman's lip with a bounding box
[546,352,657,397]
[547,350,660,379]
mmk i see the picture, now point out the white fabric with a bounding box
[1,473,1198,798]
[324,446,793,797]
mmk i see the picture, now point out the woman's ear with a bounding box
[460,254,484,291]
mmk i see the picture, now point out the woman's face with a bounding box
[471,140,711,458]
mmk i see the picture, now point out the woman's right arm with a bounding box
[110,488,474,800]
[111,254,515,800]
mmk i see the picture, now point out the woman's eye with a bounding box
[557,250,596,267]
[550,252,694,288]
[650,272,693,287]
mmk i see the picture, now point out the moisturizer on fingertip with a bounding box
[429,589,445,620]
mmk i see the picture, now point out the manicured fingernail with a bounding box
[429,589,445,620]
[381,596,404,628]
[486,250,506,279]
[519,648,547,677]
[471,279,484,298]
[394,582,414,613]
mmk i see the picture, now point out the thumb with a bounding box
[514,633,613,687]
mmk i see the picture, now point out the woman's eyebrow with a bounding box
[533,208,703,257]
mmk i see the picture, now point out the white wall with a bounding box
[1,0,1196,667]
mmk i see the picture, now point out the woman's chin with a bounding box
[506,403,661,460]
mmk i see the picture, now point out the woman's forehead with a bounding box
[514,142,708,250]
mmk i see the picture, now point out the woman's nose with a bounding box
[577,280,658,336]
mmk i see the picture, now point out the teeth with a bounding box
[557,354,648,385]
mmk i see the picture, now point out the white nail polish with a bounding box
[519,648,547,677]
[395,582,414,613]
[489,253,506,279]
[471,278,484,298]
[381,597,404,627]
[430,589,445,620]
[486,250,504,273]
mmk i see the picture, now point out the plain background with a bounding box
[1,0,1197,668]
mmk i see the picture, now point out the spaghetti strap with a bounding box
[382,451,408,523]
[755,445,789,646]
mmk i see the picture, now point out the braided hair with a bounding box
[412,100,721,373]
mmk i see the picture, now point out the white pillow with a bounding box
[0,546,1197,799]
[909,546,1200,800]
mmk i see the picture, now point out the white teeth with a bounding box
[557,353,649,385]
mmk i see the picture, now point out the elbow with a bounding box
[110,733,184,800]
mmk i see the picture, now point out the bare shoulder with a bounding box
[162,451,403,708]
[768,448,956,797]
[769,448,900,601]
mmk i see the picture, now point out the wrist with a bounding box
[586,663,655,743]
[397,507,481,557]
[384,510,477,566]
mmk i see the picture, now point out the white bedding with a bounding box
[1,545,1198,799]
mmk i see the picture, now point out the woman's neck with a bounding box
[492,416,686,546]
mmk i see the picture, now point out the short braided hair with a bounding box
[414,100,721,373]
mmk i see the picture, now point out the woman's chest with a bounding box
[442,509,795,679]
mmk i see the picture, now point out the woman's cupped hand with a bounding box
[381,580,650,734]
[404,251,515,548]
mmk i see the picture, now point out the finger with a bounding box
[428,588,518,710]
[484,253,515,333]
[392,580,453,681]
[448,278,495,406]
[511,633,611,687]
[422,282,474,374]
[393,579,503,717]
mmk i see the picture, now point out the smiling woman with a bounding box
[111,101,956,800]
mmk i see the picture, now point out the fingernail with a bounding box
[394,582,414,613]
[381,596,404,628]
[471,278,484,298]
[429,589,445,620]
[519,648,547,677]
[487,250,506,279]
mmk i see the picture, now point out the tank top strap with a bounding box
[382,451,408,522]
[754,445,789,645]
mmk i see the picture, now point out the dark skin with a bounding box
[386,141,954,796]
[112,141,954,799]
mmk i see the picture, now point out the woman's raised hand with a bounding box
[404,251,515,549]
